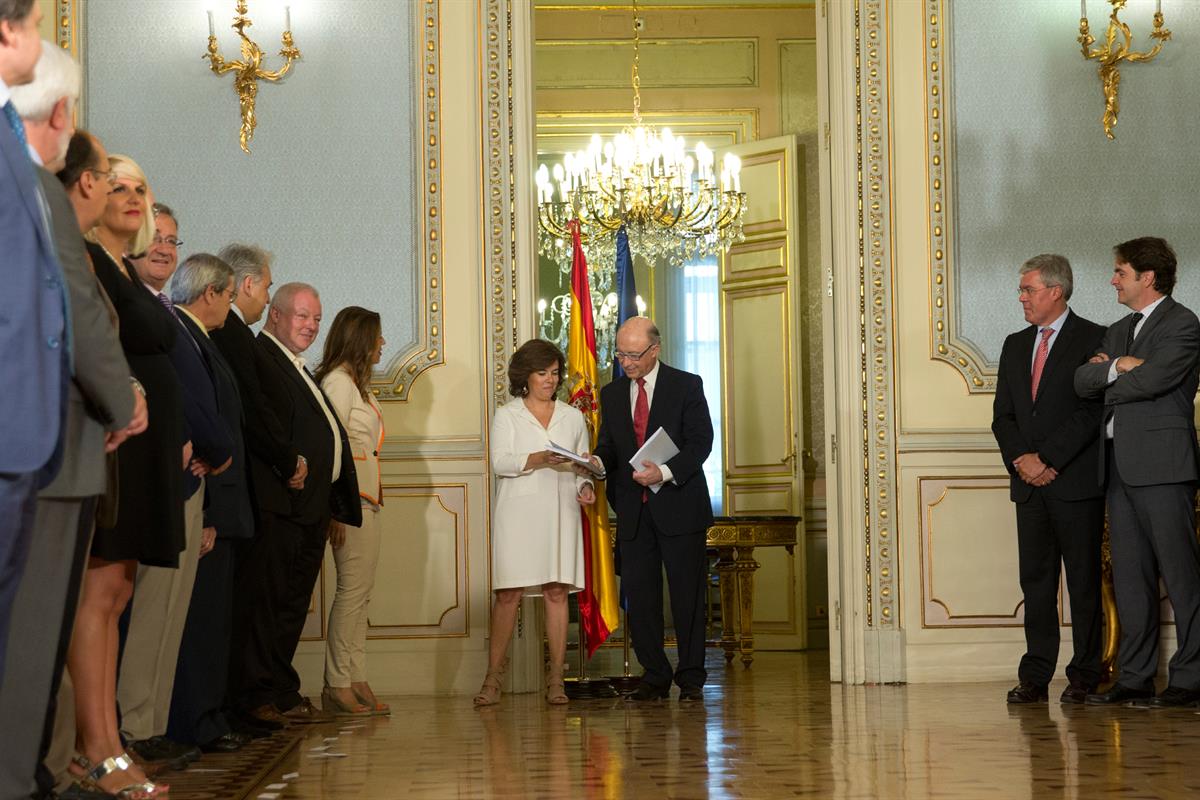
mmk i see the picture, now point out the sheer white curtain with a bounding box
[659,256,723,514]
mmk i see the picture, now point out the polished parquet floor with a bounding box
[168,651,1200,799]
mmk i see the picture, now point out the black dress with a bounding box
[89,242,186,567]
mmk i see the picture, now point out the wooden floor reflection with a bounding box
[227,651,1200,799]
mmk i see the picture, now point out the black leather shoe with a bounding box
[678,686,703,702]
[1147,685,1200,708]
[200,731,251,753]
[626,682,670,701]
[1006,682,1048,704]
[1085,684,1154,705]
[128,735,199,769]
[1059,680,1094,704]
[231,716,276,739]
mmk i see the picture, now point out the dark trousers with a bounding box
[618,511,708,690]
[0,471,38,691]
[1107,449,1200,690]
[1014,491,1105,687]
[168,538,236,746]
[229,511,327,712]
[0,496,93,800]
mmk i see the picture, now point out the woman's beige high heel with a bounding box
[473,657,509,707]
[323,686,371,716]
[545,666,568,705]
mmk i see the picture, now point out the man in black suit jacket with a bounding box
[167,254,256,754]
[992,254,1106,705]
[1075,237,1200,707]
[592,317,714,702]
[228,281,359,724]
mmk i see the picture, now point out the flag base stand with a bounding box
[605,608,640,695]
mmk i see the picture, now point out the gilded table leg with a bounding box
[735,545,759,668]
[1100,517,1120,682]
[715,546,738,663]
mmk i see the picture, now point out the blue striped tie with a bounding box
[3,100,28,151]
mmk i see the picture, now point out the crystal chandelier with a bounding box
[535,3,747,268]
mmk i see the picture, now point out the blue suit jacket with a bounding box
[0,114,69,481]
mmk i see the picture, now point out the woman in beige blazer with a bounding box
[316,307,387,716]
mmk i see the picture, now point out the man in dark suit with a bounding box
[167,253,256,754]
[0,55,145,795]
[1075,237,1200,707]
[120,205,235,766]
[592,317,714,702]
[0,0,69,694]
[992,254,1106,705]
[228,281,359,725]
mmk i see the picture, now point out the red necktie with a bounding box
[1030,327,1053,401]
[633,377,649,446]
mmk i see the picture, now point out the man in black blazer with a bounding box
[992,254,1106,705]
[593,317,714,702]
[1075,237,1200,707]
[228,281,359,724]
[167,254,256,753]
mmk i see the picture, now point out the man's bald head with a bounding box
[614,316,661,380]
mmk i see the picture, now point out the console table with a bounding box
[707,515,801,667]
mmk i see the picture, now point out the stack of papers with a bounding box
[546,441,605,475]
[629,428,679,494]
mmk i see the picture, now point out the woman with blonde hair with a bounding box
[68,154,182,798]
[475,339,596,706]
[316,306,389,715]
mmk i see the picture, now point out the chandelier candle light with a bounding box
[536,4,747,267]
[1078,0,1171,140]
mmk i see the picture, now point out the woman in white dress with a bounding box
[475,339,596,706]
[316,307,389,716]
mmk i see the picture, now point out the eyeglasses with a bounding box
[153,234,183,248]
[614,342,657,362]
[1017,286,1054,297]
[87,168,118,187]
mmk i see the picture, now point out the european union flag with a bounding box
[612,226,638,379]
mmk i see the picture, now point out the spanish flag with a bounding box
[566,219,619,656]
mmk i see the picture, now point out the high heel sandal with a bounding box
[322,686,372,716]
[70,753,167,799]
[473,657,509,707]
[545,670,568,705]
[352,686,391,716]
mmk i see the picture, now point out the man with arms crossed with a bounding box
[992,254,1106,705]
[1075,237,1200,707]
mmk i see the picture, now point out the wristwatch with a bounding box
[129,377,146,397]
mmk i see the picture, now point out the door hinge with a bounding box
[834,600,841,630]
[820,0,827,18]
[823,121,831,151]
[830,433,837,464]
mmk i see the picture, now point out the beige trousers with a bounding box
[116,482,204,740]
[324,506,382,687]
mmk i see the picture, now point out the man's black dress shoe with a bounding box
[200,731,252,753]
[128,735,200,769]
[626,683,670,701]
[678,686,703,702]
[1059,680,1094,705]
[1005,682,1048,704]
[1085,684,1154,705]
[1147,685,1200,708]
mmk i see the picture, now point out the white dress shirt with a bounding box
[1105,295,1168,438]
[262,330,342,480]
[1029,308,1070,371]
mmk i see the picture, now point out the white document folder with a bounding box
[628,427,679,494]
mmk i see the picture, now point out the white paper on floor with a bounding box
[282,772,300,780]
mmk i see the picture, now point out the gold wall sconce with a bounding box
[204,1,301,154]
[1078,0,1171,140]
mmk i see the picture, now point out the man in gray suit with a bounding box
[1075,236,1200,707]
[0,44,147,799]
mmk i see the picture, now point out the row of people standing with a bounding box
[0,26,391,800]
[993,238,1200,709]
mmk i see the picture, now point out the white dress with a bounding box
[490,398,590,595]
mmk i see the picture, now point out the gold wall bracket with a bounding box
[1078,0,1171,141]
[204,1,301,154]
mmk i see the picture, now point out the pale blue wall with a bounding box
[949,0,1200,363]
[84,0,419,365]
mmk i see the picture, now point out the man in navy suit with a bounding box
[168,253,256,754]
[0,0,69,691]
[992,254,1106,705]
[592,317,715,702]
